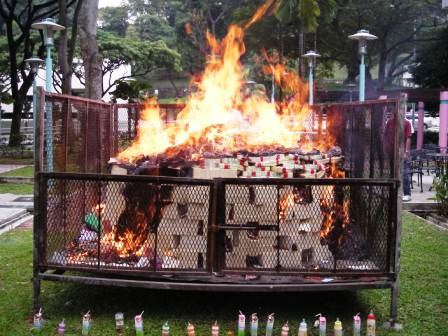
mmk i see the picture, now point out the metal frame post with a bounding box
[33,87,46,310]
[359,53,365,102]
[45,44,54,171]
[384,93,405,331]
[308,64,314,105]
[439,91,448,152]
[417,101,424,150]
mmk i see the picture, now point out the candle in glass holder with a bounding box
[135,311,144,336]
[187,322,195,336]
[211,321,219,336]
[353,313,361,336]
[33,308,43,331]
[314,314,326,336]
[162,321,170,336]
[334,318,343,336]
[281,322,289,336]
[265,313,274,336]
[115,312,124,334]
[298,319,307,336]
[82,311,91,336]
[237,311,245,336]
[250,313,258,336]
[57,319,65,335]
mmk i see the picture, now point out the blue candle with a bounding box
[250,313,258,336]
[82,311,91,336]
[33,308,43,331]
[265,313,274,336]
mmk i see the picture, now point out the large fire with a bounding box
[117,0,329,164]
[61,1,354,268]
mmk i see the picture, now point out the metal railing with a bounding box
[37,173,398,278]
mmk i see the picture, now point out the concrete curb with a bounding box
[402,202,437,211]
[0,214,33,235]
[0,176,34,184]
[0,209,29,230]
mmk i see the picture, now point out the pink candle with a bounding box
[417,102,424,150]
[439,91,448,152]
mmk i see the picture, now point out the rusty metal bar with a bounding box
[41,172,215,185]
[39,272,394,292]
[33,87,46,310]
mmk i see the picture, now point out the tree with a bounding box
[412,27,448,88]
[364,0,442,90]
[57,0,83,95]
[0,0,64,146]
[134,14,177,47]
[74,31,181,98]
[98,6,129,37]
[276,0,336,76]
[111,79,152,102]
[79,0,102,99]
[316,0,444,89]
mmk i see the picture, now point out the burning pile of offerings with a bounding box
[110,146,344,180]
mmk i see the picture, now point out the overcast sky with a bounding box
[98,0,124,8]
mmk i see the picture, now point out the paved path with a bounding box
[403,173,437,210]
[0,164,26,174]
[0,193,33,235]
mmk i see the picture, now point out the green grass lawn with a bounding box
[0,157,33,165]
[0,212,447,335]
[0,165,34,177]
[0,166,34,194]
[0,183,33,194]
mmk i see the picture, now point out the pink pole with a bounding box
[417,101,424,150]
[439,91,448,152]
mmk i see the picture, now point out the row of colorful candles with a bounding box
[32,309,377,335]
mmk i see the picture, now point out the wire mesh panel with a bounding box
[40,174,397,277]
[218,179,396,275]
[312,100,399,179]
[41,173,213,274]
[42,93,114,173]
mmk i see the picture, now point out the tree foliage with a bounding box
[98,6,129,37]
[74,30,181,97]
[111,79,152,102]
[134,14,177,47]
[316,0,444,89]
[412,27,448,88]
[0,0,73,146]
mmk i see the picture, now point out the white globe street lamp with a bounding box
[302,50,321,105]
[31,18,65,171]
[348,29,377,102]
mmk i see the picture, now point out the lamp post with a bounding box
[302,50,320,105]
[31,18,65,171]
[24,56,44,160]
[346,82,357,102]
[348,29,377,102]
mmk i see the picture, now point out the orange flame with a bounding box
[117,0,331,163]
[243,0,279,30]
[319,164,350,242]
[279,192,295,224]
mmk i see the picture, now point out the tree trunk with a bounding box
[9,100,24,146]
[298,23,306,78]
[79,0,102,100]
[59,0,84,95]
[377,40,388,91]
[8,45,22,146]
[345,64,358,84]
